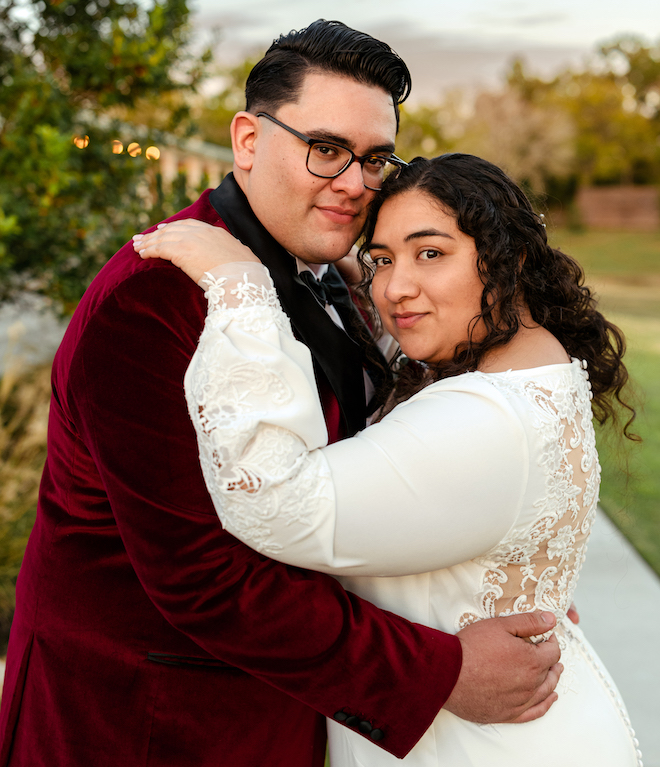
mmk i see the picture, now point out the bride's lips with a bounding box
[392,312,427,329]
[317,206,359,225]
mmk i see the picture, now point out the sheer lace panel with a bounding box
[458,361,600,642]
[199,263,291,331]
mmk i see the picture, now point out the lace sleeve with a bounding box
[184,260,338,545]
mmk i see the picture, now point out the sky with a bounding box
[191,0,660,102]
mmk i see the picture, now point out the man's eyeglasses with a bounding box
[257,112,406,191]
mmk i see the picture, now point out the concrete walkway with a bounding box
[577,508,660,767]
[0,299,69,376]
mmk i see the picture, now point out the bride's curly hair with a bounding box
[356,153,637,437]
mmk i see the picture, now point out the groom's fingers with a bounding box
[444,612,562,724]
[507,660,563,723]
[507,609,558,640]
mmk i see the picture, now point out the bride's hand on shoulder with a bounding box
[132,219,259,284]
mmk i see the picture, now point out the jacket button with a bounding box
[358,720,373,734]
[370,729,385,741]
[345,715,360,727]
[333,711,348,722]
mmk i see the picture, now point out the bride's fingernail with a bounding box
[132,234,143,240]
[139,249,146,256]
[157,223,167,229]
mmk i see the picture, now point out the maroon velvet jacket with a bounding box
[0,177,462,767]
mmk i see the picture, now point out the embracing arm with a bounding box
[69,259,467,756]
[135,220,527,573]
[134,220,563,725]
[185,264,528,577]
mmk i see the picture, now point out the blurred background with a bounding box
[1,0,659,756]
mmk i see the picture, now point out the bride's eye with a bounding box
[419,249,442,261]
[372,255,392,267]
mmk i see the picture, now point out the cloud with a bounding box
[479,12,568,28]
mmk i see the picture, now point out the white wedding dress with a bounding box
[183,264,642,767]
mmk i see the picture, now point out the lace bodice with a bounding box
[185,264,599,626]
[455,365,600,642]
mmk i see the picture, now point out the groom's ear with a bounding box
[231,112,260,171]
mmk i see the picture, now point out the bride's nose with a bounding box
[383,260,421,303]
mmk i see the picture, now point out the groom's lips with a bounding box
[317,206,359,225]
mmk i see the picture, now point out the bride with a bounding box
[133,153,641,766]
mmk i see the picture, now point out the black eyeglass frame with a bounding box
[256,112,407,191]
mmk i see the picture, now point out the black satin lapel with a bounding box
[324,264,390,398]
[208,175,367,435]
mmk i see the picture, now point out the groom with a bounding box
[0,20,561,767]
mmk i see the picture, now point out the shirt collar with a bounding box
[295,257,329,280]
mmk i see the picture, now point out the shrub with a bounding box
[0,350,51,652]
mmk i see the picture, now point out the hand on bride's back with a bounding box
[132,219,259,284]
[445,611,563,724]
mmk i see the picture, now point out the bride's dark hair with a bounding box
[357,153,636,437]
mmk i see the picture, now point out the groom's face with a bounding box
[240,71,397,265]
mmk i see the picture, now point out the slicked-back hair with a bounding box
[358,153,636,437]
[245,19,411,130]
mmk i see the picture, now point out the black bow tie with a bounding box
[298,269,340,307]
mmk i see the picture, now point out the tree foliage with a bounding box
[505,42,660,189]
[394,36,660,204]
[196,56,257,148]
[0,0,211,314]
[453,85,575,198]
[397,102,452,161]
[599,35,660,119]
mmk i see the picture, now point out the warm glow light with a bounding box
[112,140,124,154]
[145,146,160,160]
[73,135,90,149]
[127,142,142,157]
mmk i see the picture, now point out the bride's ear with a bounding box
[231,112,260,171]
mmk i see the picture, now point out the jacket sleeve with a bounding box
[66,259,462,759]
[186,266,527,577]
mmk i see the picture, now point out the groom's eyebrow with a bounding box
[306,129,396,155]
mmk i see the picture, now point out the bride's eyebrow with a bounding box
[404,229,455,242]
[366,229,455,251]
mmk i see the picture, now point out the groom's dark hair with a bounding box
[245,19,411,130]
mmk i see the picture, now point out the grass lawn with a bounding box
[549,227,660,576]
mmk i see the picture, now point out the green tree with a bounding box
[599,35,660,120]
[0,0,211,314]
[564,71,659,185]
[196,56,257,148]
[506,51,660,188]
[453,85,575,198]
[396,102,452,161]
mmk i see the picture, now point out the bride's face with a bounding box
[369,189,485,365]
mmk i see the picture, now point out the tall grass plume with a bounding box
[0,322,51,653]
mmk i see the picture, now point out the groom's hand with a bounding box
[444,611,562,724]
